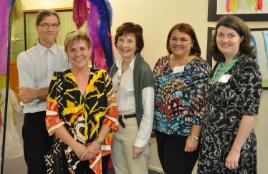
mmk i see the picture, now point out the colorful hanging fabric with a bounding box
[88,3,108,70]
[88,0,114,70]
[73,0,88,29]
[103,0,113,27]
[0,0,13,75]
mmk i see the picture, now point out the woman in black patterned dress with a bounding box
[197,16,262,174]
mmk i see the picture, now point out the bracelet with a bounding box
[96,136,104,146]
[189,135,199,142]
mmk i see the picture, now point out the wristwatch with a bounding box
[189,135,199,142]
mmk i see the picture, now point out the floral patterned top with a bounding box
[153,55,211,136]
[46,68,118,174]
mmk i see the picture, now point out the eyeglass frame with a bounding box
[38,23,60,29]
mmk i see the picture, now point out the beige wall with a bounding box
[21,0,73,10]
[21,0,268,173]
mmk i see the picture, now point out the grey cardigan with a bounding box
[110,54,154,127]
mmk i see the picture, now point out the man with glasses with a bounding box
[17,10,69,174]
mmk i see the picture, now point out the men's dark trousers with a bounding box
[22,111,53,174]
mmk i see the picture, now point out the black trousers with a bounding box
[75,155,111,174]
[155,131,199,174]
[22,111,53,174]
[76,161,95,174]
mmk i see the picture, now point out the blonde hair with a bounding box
[64,31,92,51]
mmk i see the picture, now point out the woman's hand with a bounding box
[225,148,240,170]
[133,146,144,158]
[80,141,101,161]
[184,136,198,152]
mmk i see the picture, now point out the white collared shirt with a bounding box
[112,56,154,147]
[113,57,136,115]
[17,42,69,113]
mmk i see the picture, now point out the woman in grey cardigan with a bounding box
[110,22,154,174]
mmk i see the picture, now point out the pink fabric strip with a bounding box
[0,0,11,75]
[73,0,88,29]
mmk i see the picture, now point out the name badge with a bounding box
[173,65,185,74]
[218,74,231,83]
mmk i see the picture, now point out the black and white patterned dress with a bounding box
[197,56,262,174]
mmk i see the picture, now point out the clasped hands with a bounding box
[74,140,101,161]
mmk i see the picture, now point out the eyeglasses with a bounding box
[39,23,59,29]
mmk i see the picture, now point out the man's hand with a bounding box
[18,87,37,103]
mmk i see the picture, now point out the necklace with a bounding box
[211,55,239,84]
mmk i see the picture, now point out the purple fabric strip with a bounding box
[0,0,11,75]
[87,2,108,70]
[90,0,114,69]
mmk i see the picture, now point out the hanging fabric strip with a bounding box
[73,0,88,29]
[0,0,12,75]
[250,33,259,63]
[261,31,268,70]
[103,0,113,27]
[1,0,15,172]
[87,2,108,70]
[89,0,114,69]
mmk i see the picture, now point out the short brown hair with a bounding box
[115,22,144,54]
[35,10,60,26]
[166,23,201,56]
[64,31,92,51]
